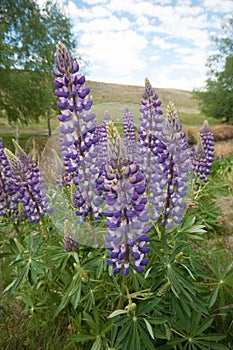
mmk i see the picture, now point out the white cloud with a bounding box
[151,55,161,62]
[152,36,179,50]
[51,0,231,90]
[202,0,233,12]
[73,15,130,33]
[83,0,108,4]
[80,29,148,77]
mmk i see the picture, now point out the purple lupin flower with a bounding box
[123,107,137,161]
[98,111,112,165]
[192,121,214,182]
[5,141,51,224]
[137,79,170,221]
[137,78,166,186]
[54,42,101,223]
[0,138,18,218]
[200,121,215,173]
[191,141,209,182]
[99,122,150,275]
[156,102,191,227]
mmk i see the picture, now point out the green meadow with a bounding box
[0,80,218,151]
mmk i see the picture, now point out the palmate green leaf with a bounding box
[0,252,14,258]
[71,281,81,309]
[136,299,160,315]
[91,337,102,350]
[115,320,131,344]
[108,309,128,318]
[185,225,206,234]
[11,258,26,267]
[54,275,81,317]
[31,259,49,273]
[193,316,214,335]
[138,323,155,350]
[148,317,168,326]
[83,311,99,333]
[196,334,226,341]
[143,318,155,339]
[170,242,189,260]
[200,342,229,350]
[4,264,30,294]
[126,320,140,350]
[179,215,196,231]
[149,241,164,259]
[28,262,37,284]
[12,237,25,253]
[153,327,168,340]
[167,267,195,302]
[100,319,112,336]
[209,284,220,307]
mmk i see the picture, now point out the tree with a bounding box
[193,17,233,123]
[0,0,77,133]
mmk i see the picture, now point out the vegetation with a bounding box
[0,42,233,350]
[193,17,233,123]
[0,0,77,132]
[0,142,233,350]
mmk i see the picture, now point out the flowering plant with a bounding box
[0,42,232,350]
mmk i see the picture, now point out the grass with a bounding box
[0,80,229,152]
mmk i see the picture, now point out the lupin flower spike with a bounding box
[54,42,101,223]
[192,120,214,182]
[0,138,18,218]
[123,107,137,161]
[98,122,151,275]
[157,102,191,227]
[5,141,51,223]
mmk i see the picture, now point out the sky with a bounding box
[54,0,232,90]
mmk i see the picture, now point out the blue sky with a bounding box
[43,0,233,90]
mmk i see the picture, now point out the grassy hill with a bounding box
[88,80,214,127]
[0,80,218,151]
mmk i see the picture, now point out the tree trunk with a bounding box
[46,111,52,137]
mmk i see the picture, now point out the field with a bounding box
[0,80,219,149]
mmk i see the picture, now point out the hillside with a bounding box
[0,79,222,152]
[87,80,201,122]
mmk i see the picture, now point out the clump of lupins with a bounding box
[51,42,216,273]
[192,120,215,182]
[0,138,18,218]
[0,42,216,276]
[4,141,51,223]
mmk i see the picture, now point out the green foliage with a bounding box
[188,155,232,236]
[194,17,233,123]
[1,156,233,349]
[0,0,77,126]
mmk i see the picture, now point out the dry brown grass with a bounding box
[186,123,233,143]
[185,123,233,157]
[214,141,233,157]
